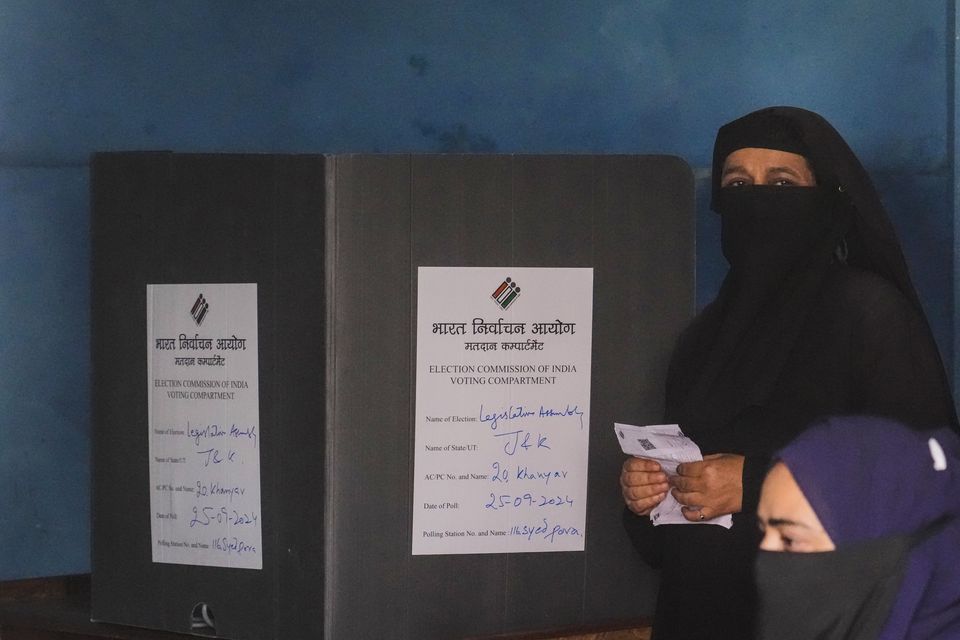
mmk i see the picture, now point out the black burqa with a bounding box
[624,107,957,640]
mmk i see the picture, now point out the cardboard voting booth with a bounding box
[91,153,694,639]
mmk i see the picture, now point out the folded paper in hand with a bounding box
[615,422,733,529]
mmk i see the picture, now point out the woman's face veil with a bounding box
[754,417,960,640]
[710,106,921,310]
[667,106,955,447]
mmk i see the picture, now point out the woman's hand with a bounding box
[671,453,744,521]
[621,457,670,516]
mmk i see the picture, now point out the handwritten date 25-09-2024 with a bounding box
[189,505,258,528]
[484,492,574,510]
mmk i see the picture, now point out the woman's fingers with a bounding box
[681,506,707,522]
[625,481,670,501]
[624,490,668,515]
[620,459,670,514]
[671,487,704,507]
[671,453,745,516]
[622,457,663,474]
[622,470,668,488]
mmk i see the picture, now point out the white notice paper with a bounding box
[615,423,732,528]
[147,283,262,568]
[413,267,593,554]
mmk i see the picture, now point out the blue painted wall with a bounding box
[1,0,953,579]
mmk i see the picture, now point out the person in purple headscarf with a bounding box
[756,415,960,639]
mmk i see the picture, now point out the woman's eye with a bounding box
[723,178,747,188]
[772,178,796,187]
[781,536,793,550]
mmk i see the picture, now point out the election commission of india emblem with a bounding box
[190,293,209,326]
[491,276,521,310]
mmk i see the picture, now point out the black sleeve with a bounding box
[622,506,663,569]
[852,281,957,430]
[740,452,771,518]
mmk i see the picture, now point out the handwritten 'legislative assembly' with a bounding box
[147,283,262,569]
[413,267,594,554]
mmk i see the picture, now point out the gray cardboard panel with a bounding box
[325,155,693,638]
[93,153,692,640]
[92,153,326,640]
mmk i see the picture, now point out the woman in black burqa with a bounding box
[620,106,958,640]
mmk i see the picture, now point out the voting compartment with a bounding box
[91,153,694,639]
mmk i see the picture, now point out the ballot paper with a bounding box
[615,423,733,529]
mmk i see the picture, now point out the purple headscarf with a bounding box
[777,416,960,639]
